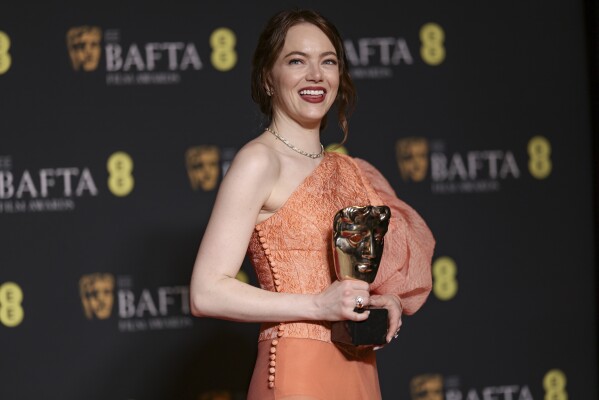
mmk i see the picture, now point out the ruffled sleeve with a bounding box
[353,158,435,315]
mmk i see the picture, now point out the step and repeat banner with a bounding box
[1,1,597,399]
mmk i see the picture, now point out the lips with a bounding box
[299,87,326,103]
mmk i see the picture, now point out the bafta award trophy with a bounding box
[331,205,391,346]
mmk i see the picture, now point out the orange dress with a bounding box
[246,152,435,400]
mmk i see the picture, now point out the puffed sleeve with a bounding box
[354,158,435,315]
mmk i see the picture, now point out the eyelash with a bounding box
[288,59,338,65]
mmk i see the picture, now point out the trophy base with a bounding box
[331,308,388,346]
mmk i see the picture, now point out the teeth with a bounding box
[300,89,324,96]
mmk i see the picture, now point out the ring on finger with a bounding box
[355,296,365,309]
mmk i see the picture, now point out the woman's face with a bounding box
[269,23,340,127]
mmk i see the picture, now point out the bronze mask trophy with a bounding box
[331,205,391,346]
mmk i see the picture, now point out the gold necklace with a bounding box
[265,127,324,159]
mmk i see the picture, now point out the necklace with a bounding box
[265,127,325,159]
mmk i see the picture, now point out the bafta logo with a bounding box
[66,26,102,71]
[396,137,429,182]
[186,145,220,191]
[410,374,444,400]
[79,273,115,320]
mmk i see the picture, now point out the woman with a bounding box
[190,9,435,400]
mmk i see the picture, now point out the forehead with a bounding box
[79,31,100,41]
[93,280,112,288]
[282,22,335,53]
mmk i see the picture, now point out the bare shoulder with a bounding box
[225,139,280,183]
[213,138,281,210]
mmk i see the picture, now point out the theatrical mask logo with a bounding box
[411,374,444,400]
[396,137,429,182]
[79,273,115,319]
[186,145,220,191]
[66,26,102,72]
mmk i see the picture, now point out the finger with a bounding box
[350,309,370,322]
[386,317,402,343]
[343,292,368,309]
[367,295,384,308]
[352,293,372,310]
[386,311,401,341]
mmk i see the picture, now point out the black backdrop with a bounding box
[1,1,597,399]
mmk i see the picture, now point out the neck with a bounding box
[270,115,322,154]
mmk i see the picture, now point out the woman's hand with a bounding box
[369,293,403,343]
[313,280,371,322]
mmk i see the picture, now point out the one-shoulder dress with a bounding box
[246,152,435,400]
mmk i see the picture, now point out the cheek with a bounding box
[328,75,340,97]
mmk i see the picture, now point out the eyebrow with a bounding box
[283,51,338,58]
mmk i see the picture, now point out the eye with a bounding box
[323,59,338,65]
[349,234,363,243]
[341,230,364,245]
[288,58,303,65]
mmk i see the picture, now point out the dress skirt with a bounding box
[247,337,381,400]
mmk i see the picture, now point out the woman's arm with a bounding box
[190,142,370,323]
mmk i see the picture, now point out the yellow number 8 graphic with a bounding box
[107,151,134,197]
[210,28,237,72]
[543,369,568,400]
[0,31,12,75]
[432,256,458,300]
[528,136,552,179]
[0,282,24,327]
[420,23,446,66]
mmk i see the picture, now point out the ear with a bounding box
[264,74,274,96]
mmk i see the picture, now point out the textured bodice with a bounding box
[247,152,435,344]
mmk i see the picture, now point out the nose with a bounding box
[306,61,322,82]
[361,234,376,259]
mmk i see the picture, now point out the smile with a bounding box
[299,89,325,96]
